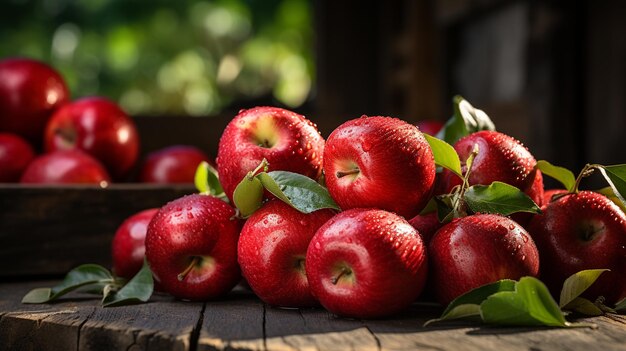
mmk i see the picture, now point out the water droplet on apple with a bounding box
[315,242,321,250]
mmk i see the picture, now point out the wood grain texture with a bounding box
[0,184,194,278]
[2,281,626,351]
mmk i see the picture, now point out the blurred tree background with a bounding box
[0,0,314,116]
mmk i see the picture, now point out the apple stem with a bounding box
[336,168,360,178]
[331,267,351,285]
[177,256,201,281]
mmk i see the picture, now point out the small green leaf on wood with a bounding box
[194,161,224,196]
[480,277,567,327]
[233,175,264,217]
[537,160,576,192]
[464,182,541,216]
[426,279,516,326]
[423,134,462,178]
[22,264,114,304]
[564,297,604,316]
[615,298,626,312]
[598,164,626,209]
[258,171,340,213]
[559,269,609,308]
[103,261,154,307]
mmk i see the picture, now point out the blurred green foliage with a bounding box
[0,0,314,116]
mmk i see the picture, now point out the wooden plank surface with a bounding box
[1,280,626,351]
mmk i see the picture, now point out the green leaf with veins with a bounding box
[480,277,568,327]
[258,171,340,213]
[423,134,462,178]
[103,261,154,307]
[464,182,541,216]
[22,264,114,304]
[559,269,609,308]
[437,96,496,145]
[537,160,576,192]
[598,164,626,209]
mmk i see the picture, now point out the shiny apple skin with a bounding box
[408,212,442,245]
[323,116,436,219]
[0,58,69,143]
[217,106,325,202]
[139,145,210,183]
[145,194,242,301]
[20,150,111,185]
[238,200,335,307]
[528,191,626,304]
[429,214,540,306]
[44,97,140,180]
[0,132,36,182]
[112,208,159,279]
[416,120,444,136]
[306,208,428,318]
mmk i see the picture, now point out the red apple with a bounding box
[0,58,69,143]
[408,212,442,245]
[440,130,543,206]
[139,145,210,184]
[44,97,140,180]
[416,120,444,136]
[20,150,111,185]
[238,200,335,307]
[111,208,159,279]
[323,116,436,218]
[306,208,428,318]
[429,214,540,305]
[542,188,567,207]
[217,106,325,202]
[0,132,36,182]
[145,194,242,300]
[528,191,626,304]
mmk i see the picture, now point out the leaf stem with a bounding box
[573,163,601,193]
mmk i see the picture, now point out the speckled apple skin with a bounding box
[408,211,442,245]
[145,194,242,301]
[306,209,428,318]
[529,191,626,304]
[323,116,436,219]
[238,200,335,307]
[217,107,325,202]
[112,208,159,279]
[20,150,111,184]
[429,214,540,306]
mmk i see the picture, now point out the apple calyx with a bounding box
[294,257,306,274]
[177,256,201,281]
[54,127,77,148]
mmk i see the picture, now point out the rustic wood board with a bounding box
[1,281,625,351]
[0,184,194,278]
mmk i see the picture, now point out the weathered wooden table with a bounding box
[2,281,626,351]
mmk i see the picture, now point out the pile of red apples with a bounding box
[113,105,625,318]
[0,58,212,185]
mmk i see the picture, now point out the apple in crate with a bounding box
[0,58,69,143]
[529,191,626,304]
[20,150,111,185]
[44,97,139,180]
[217,107,325,202]
[145,194,242,300]
[0,132,36,182]
[112,208,159,279]
[323,116,436,218]
[139,145,211,184]
[238,200,335,307]
[429,214,540,305]
[306,208,428,318]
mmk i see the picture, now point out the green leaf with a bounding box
[480,277,567,327]
[22,264,113,304]
[464,182,541,216]
[564,297,604,316]
[21,288,52,304]
[233,175,264,217]
[103,261,154,307]
[423,134,462,178]
[596,187,626,213]
[437,96,495,145]
[434,194,456,223]
[424,304,481,326]
[615,298,626,312]
[537,160,576,192]
[194,161,224,196]
[258,171,340,213]
[598,164,626,209]
[559,269,609,308]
